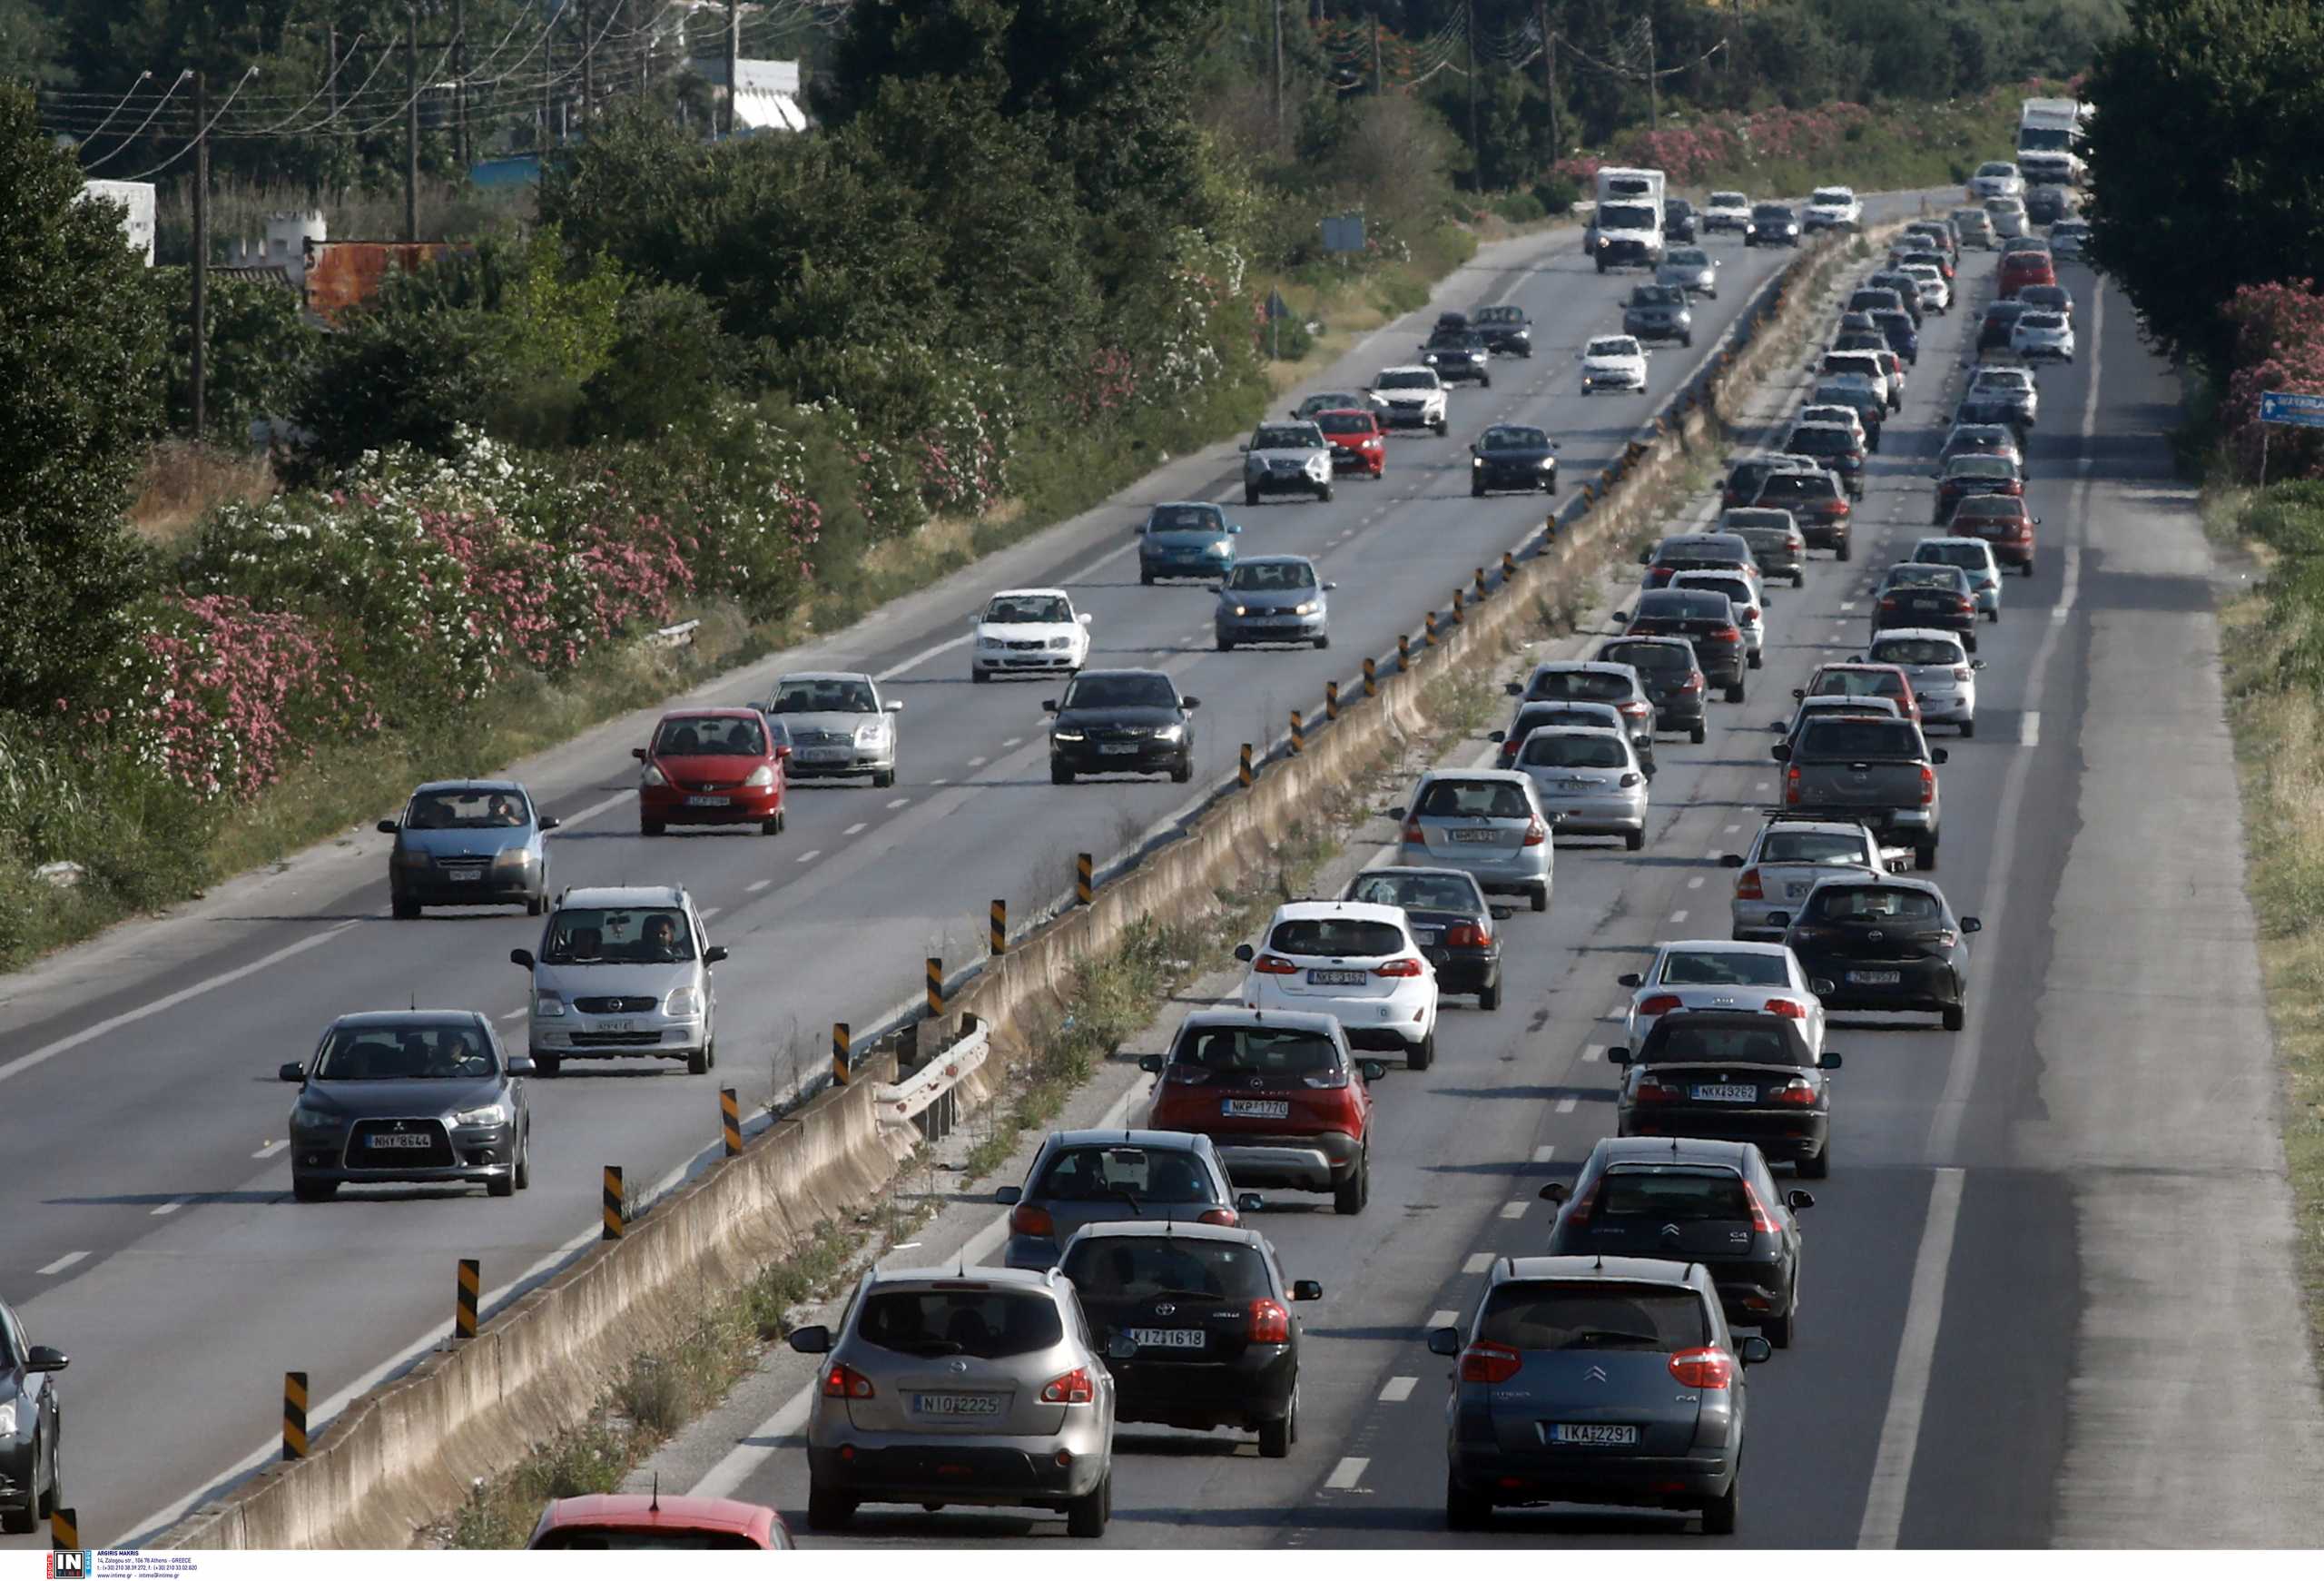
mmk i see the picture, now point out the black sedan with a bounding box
[1420,330,1492,387]
[1773,874,1981,1030]
[1543,1137,1815,1347]
[1871,563,1980,649]
[278,1010,534,1201]
[1745,203,1800,247]
[0,1300,65,1535]
[1602,1010,1842,1180]
[1470,423,1560,497]
[1046,668,1199,785]
[1470,303,1534,357]
[1343,865,1512,1008]
[1062,1220,1320,1457]
[1618,589,1748,702]
[1596,636,1708,743]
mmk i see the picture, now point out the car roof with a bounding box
[1269,898,1410,924]
[1873,627,1971,646]
[1176,1006,1344,1037]
[328,1009,487,1029]
[1589,1136,1760,1171]
[1376,363,1436,377]
[1531,659,1635,677]
[773,671,874,686]
[1753,817,1869,838]
[1235,554,1318,568]
[657,706,764,720]
[1496,1254,1705,1289]
[1657,532,1748,551]
[1656,938,1791,958]
[872,1263,1061,1291]
[1522,724,1626,740]
[1811,662,1905,677]
[1603,634,1693,650]
[1916,535,1997,551]
[556,884,686,908]
[1075,667,1171,680]
[988,588,1071,601]
[1043,1128,1214,1153]
[411,778,525,795]
[1062,1219,1265,1249]
[1151,499,1221,511]
[1799,872,1950,899]
[538,1495,774,1537]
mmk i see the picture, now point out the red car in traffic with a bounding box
[1140,1009,1380,1214]
[1313,408,1387,479]
[635,707,790,837]
[1948,496,2039,573]
[530,1494,793,1548]
[1798,663,1922,726]
[1999,252,2056,299]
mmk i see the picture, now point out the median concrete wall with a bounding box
[157,220,1900,1552]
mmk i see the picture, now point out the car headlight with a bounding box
[1153,724,1185,742]
[1046,636,1072,650]
[452,1102,510,1128]
[492,846,535,869]
[0,1402,15,1437]
[392,848,430,868]
[978,632,1004,648]
[1229,604,1248,617]
[853,722,883,745]
[665,985,704,1019]
[1540,456,1556,469]
[743,764,777,787]
[641,764,667,787]
[534,993,566,1018]
[1292,601,1317,616]
[290,1101,338,1131]
[1472,456,1484,469]
[1052,728,1086,743]
[1213,539,1233,554]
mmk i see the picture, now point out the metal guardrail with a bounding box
[648,618,701,649]
[876,1017,989,1141]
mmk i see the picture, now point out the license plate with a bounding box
[1548,1422,1639,1447]
[1222,1098,1291,1119]
[914,1393,1003,1417]
[685,795,731,807]
[1849,970,1902,985]
[1692,1083,1758,1103]
[369,1131,432,1150]
[1129,1328,1207,1349]
[1787,883,1812,899]
[1308,969,1367,986]
[1412,928,1441,944]
[596,1020,634,1033]
[1448,830,1499,845]
[447,868,482,882]
[1099,744,1139,756]
[804,747,850,763]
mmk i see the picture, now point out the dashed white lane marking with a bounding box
[795,849,822,864]
[499,1009,527,1023]
[1463,1251,1495,1274]
[1380,1376,1419,1403]
[968,756,989,768]
[1002,736,1024,748]
[2020,709,2041,746]
[1687,875,1705,890]
[842,822,868,836]
[931,777,950,786]
[1428,1309,1460,1329]
[1839,599,1857,612]
[1324,1457,1369,1491]
[1755,780,1773,794]
[1532,1145,1558,1163]
[251,1141,288,1160]
[1554,1096,1579,1114]
[39,1251,87,1276]
[1669,909,1689,924]
[1723,823,1741,835]
[1858,1167,1967,1547]
[747,879,773,893]
[698,907,722,922]
[885,797,911,809]
[1581,1043,1604,1062]
[1499,1199,1529,1219]
[151,1197,191,1217]
[1604,1003,1628,1021]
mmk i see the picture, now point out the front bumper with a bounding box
[1213,1130,1362,1191]
[1052,736,1185,774]
[1217,610,1327,645]
[531,1014,706,1059]
[785,743,893,777]
[1113,1345,1298,1431]
[641,785,783,825]
[808,1431,1108,1509]
[1474,462,1556,492]
[975,647,1078,675]
[1247,468,1330,497]
[1594,238,1661,266]
[391,865,540,904]
[1376,402,1443,429]
[1581,369,1647,392]
[291,1122,517,1185]
[1142,553,1233,580]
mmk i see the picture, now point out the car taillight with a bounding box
[1738,608,1759,625]
[1743,1182,1785,1233]
[1954,667,1973,681]
[1252,954,1302,974]
[1789,535,1806,553]
[1460,1341,1524,1384]
[1680,673,1704,692]
[1403,820,1428,845]
[1522,817,1548,846]
[1955,597,1974,614]
[1785,765,1802,805]
[1669,1348,1738,1390]
[1832,499,1852,517]
[1632,1075,1682,1104]
[1443,922,1490,949]
[1375,956,1424,977]
[1009,1203,1055,1238]
[1773,1076,1819,1108]
[822,1363,876,1399]
[1649,568,1673,586]
[1763,998,1807,1019]
[1879,597,1899,611]
[1710,627,1741,643]
[1638,993,1684,1016]
[1248,1299,1292,1345]
[1920,765,1936,805]
[1735,866,1764,900]
[1039,1367,1097,1405]
[1499,737,1522,761]
[1619,699,1652,719]
[1197,1207,1241,1228]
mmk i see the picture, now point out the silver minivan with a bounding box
[789,1266,1118,1537]
[1389,769,1553,912]
[512,884,724,1077]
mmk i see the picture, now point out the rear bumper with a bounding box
[1623,1106,1828,1161]
[1538,794,1647,835]
[808,1437,1108,1507]
[1421,945,1500,993]
[1114,1346,1298,1430]
[1797,955,1962,1010]
[1449,1445,1733,1509]
[1214,1131,1362,1191]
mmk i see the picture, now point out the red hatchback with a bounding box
[635,708,790,837]
[1999,252,2056,299]
[1140,1008,1382,1215]
[530,1493,793,1548]
[1949,495,2039,573]
[1314,408,1386,478]
[1799,663,1921,726]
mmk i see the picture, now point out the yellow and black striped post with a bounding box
[832,1023,852,1085]
[1363,656,1378,697]
[720,1087,742,1157]
[602,1166,625,1240]
[49,1507,76,1552]
[926,957,945,1016]
[989,899,1006,957]
[1325,680,1340,722]
[1289,710,1304,755]
[1503,550,1519,579]
[1396,635,1411,672]
[1424,610,1440,647]
[1075,853,1094,906]
[1450,588,1465,625]
[282,1371,309,1461]
[454,1259,479,1342]
[1238,743,1255,786]
[1474,566,1489,598]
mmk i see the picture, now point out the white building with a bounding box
[78,179,155,265]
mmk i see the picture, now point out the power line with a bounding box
[74,69,194,172]
[120,67,261,183]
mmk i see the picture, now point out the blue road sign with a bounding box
[2258,391,2324,429]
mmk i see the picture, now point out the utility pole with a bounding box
[1647,15,1659,128]
[723,0,740,138]
[1466,0,1481,180]
[191,68,208,441]
[452,0,468,173]
[403,5,419,242]
[635,0,648,96]
[1372,12,1383,94]
[1271,0,1283,139]
[580,0,596,128]
[1541,3,1560,161]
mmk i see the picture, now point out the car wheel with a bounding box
[1624,827,1646,852]
[291,1175,337,1203]
[1216,636,1236,652]
[1318,483,1334,503]
[1797,1145,1829,1180]
[761,815,782,836]
[1701,1467,1741,1536]
[1067,1472,1110,1538]
[1943,1001,1967,1033]
[39,1431,58,1520]
[1244,488,1260,507]
[1051,762,1075,786]
[1334,1150,1369,1215]
[640,819,665,837]
[1546,475,1559,495]
[1171,752,1193,785]
[687,1045,711,1076]
[1315,633,1330,650]
[0,1468,31,1535]
[1433,420,1448,435]
[1748,650,1763,670]
[1837,540,1852,562]
[874,768,897,790]
[1530,883,1550,914]
[515,1136,531,1191]
[1762,1305,1794,1350]
[534,1053,561,1078]
[1259,1397,1295,1459]
[1471,483,1486,499]
[971,667,991,683]
[487,1164,516,1198]
[392,897,420,921]
[1725,681,1746,705]
[2023,557,2036,578]
[1408,1032,1434,1072]
[1915,840,1938,872]
[1959,717,1976,739]
[1794,571,1807,588]
[1446,1472,1492,1531]
[1479,975,1502,1012]
[1139,569,1155,587]
[1690,721,1708,745]
[1988,607,2001,622]
[806,1483,856,1532]
[526,891,545,916]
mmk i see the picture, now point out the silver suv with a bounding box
[789,1265,1118,1537]
[511,885,724,1077]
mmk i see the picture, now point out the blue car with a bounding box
[1138,500,1242,585]
[379,779,558,918]
[1873,309,1920,365]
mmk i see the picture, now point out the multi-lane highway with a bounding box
[0,195,1935,1546]
[641,237,2324,1545]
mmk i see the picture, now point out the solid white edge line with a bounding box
[1856,1166,1967,1548]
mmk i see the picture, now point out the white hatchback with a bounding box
[1236,900,1442,1070]
[2010,311,2075,363]
[1863,627,1982,735]
[1580,335,1650,395]
[1617,940,1827,1055]
[970,588,1092,681]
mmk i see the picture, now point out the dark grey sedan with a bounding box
[1469,424,1561,497]
[279,1011,534,1201]
[381,780,558,919]
[997,1129,1255,1270]
[1216,556,1334,651]
[0,1301,65,1536]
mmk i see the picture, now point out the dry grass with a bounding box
[129,440,276,546]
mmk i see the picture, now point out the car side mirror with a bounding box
[1638,549,1652,564]
[886,699,903,713]
[1930,747,1950,765]
[1108,1332,1138,1361]
[1503,681,1522,696]
[1720,854,1744,868]
[1613,609,1630,622]
[1237,442,1249,452]
[25,1346,67,1374]
[1606,1046,1631,1066]
[2032,517,2042,525]
[1766,912,1792,930]
[1078,613,1092,625]
[1488,730,1506,743]
[1233,943,1255,963]
[1787,1190,1817,1211]
[1292,1279,1323,1301]
[1324,581,1338,591]
[631,746,646,759]
[995,1185,1022,1206]
[1811,976,1836,995]
[1360,1059,1389,1082]
[1041,699,1059,713]
[509,948,536,970]
[776,745,793,760]
[1137,1053,1164,1073]
[1792,688,1807,700]
[376,819,399,835]
[1971,659,1985,670]
[1386,805,1407,821]
[1237,1192,1266,1215]
[1616,972,1643,988]
[1181,697,1201,709]
[704,944,729,965]
[278,1062,306,1083]
[1961,916,1983,933]
[787,1325,832,1355]
[1468,443,1480,456]
[537,815,560,832]
[1489,904,1515,920]
[1538,1181,1571,1204]
[1819,1051,1844,1071]
[1427,1327,1462,1358]
[1738,1335,1774,1367]
[1771,744,1792,761]
[507,1055,537,1076]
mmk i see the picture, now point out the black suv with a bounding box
[1420,329,1492,387]
[1618,588,1749,703]
[1623,283,1694,347]
[1664,197,1699,243]
[1595,637,1709,743]
[1044,669,1199,785]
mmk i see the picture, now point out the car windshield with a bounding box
[1254,425,1318,450]
[1812,188,1852,205]
[1668,248,1709,268]
[2020,313,2065,331]
[769,679,875,714]
[1377,371,1436,390]
[1760,830,1870,865]
[1756,474,1837,502]
[1520,705,1620,734]
[1723,509,1794,531]
[1917,543,1989,571]
[1633,285,1683,306]
[1812,886,1946,924]
[1810,670,1904,698]
[1268,917,1405,957]
[1531,668,1632,700]
[404,787,530,829]
[857,1290,1064,1361]
[985,595,1070,625]
[1479,1282,1709,1352]
[1586,338,1639,359]
[1711,192,1746,208]
[1147,504,1223,531]
[1658,949,1789,987]
[1482,426,1549,450]
[1797,719,1923,759]
[1032,1144,1215,1205]
[654,715,766,756]
[314,1021,496,1082]
[1875,638,1965,666]
[1600,203,1656,230]
[1298,393,1365,414]
[533,1529,762,1551]
[1172,1023,1342,1078]
[1521,734,1628,769]
[1596,1168,1754,1222]
[1315,410,1374,435]
[1415,778,1533,820]
[1475,306,1522,325]
[542,906,695,964]
[1886,566,1964,589]
[1062,673,1179,710]
[1347,872,1482,913]
[1947,456,2015,480]
[1063,1238,1272,1302]
[1675,576,1752,608]
[1978,163,2014,177]
[1955,500,2023,524]
[1600,641,1689,673]
[1226,561,1316,591]
[1642,1020,1809,1067]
